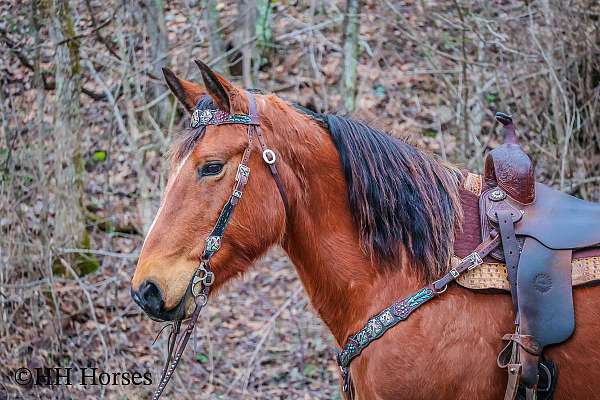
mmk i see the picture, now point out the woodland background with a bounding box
[1,0,599,399]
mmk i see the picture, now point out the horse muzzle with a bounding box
[131,281,192,322]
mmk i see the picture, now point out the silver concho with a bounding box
[198,109,214,125]
[205,235,221,252]
[190,109,201,128]
[489,189,506,201]
[190,109,214,128]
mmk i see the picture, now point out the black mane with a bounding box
[298,107,462,279]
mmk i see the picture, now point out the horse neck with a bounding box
[264,100,422,344]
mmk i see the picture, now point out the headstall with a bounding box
[152,92,288,400]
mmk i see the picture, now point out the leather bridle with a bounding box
[151,91,288,400]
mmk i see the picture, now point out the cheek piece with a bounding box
[152,91,288,400]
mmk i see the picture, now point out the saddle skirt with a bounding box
[454,173,600,291]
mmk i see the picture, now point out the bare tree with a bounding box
[342,0,361,113]
[49,0,85,246]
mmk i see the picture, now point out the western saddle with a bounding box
[457,113,600,400]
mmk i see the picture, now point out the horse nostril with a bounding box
[135,281,165,315]
[130,286,141,304]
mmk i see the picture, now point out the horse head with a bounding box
[130,61,287,321]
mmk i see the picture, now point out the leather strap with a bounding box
[498,327,522,400]
[255,124,290,212]
[504,362,521,400]
[525,386,537,400]
[497,209,520,314]
[433,232,500,291]
[502,334,542,356]
[152,281,209,400]
[247,93,289,214]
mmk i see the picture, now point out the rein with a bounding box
[151,92,287,400]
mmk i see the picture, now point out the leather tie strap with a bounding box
[502,334,542,356]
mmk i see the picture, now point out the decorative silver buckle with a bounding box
[190,109,215,128]
[450,269,459,278]
[197,264,215,287]
[198,109,214,125]
[235,164,250,182]
[466,252,484,270]
[192,263,215,297]
[205,235,221,252]
[262,149,276,164]
[233,190,242,198]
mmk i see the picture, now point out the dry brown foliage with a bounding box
[1,1,599,399]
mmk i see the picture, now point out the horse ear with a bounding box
[162,67,204,113]
[194,60,243,114]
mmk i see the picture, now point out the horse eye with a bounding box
[199,163,224,177]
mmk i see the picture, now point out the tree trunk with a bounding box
[143,0,169,124]
[342,0,361,113]
[241,0,256,88]
[50,0,85,246]
[207,0,230,75]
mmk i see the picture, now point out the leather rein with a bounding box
[151,92,287,400]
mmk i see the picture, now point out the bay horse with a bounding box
[130,61,600,399]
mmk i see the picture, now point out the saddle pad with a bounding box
[455,173,600,291]
[454,255,600,291]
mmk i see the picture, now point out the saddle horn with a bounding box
[495,112,518,145]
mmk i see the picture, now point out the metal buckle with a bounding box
[262,149,276,164]
[192,263,215,297]
[466,252,484,270]
[232,190,242,198]
[200,269,214,286]
[434,284,448,294]
[196,293,208,306]
[450,268,459,278]
[235,164,250,182]
[205,236,221,252]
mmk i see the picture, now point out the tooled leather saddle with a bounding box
[456,113,600,400]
